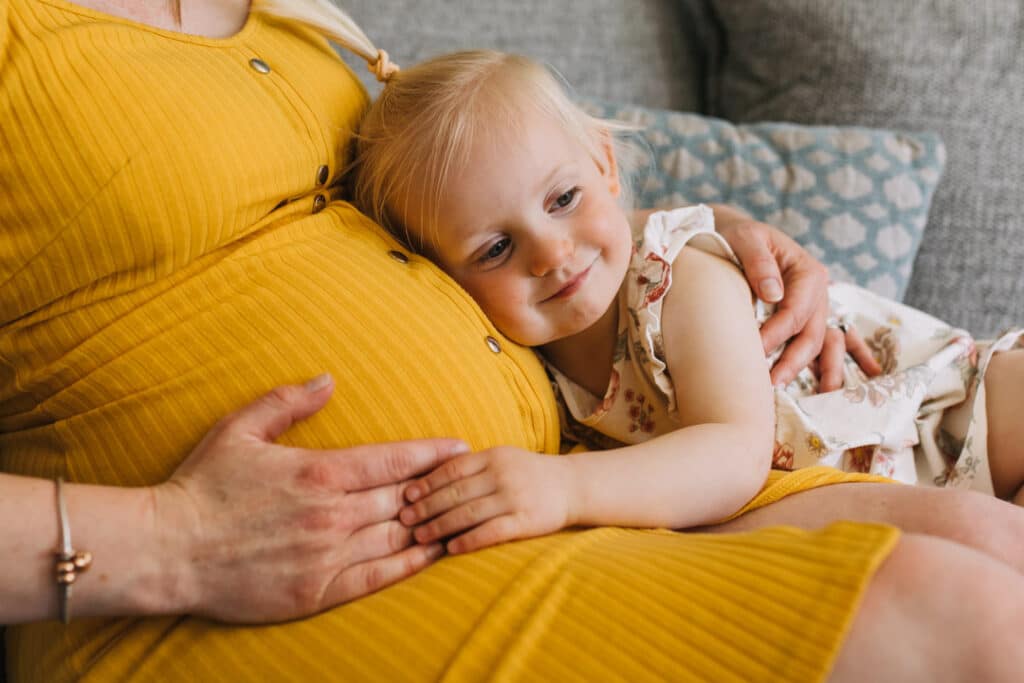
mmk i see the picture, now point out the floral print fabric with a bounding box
[548,206,1024,493]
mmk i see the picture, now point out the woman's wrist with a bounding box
[0,474,195,624]
[147,481,204,616]
[65,482,196,620]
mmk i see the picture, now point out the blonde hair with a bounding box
[249,5,641,250]
[349,50,640,251]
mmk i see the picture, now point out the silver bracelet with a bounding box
[54,477,92,624]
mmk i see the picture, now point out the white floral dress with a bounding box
[547,205,1024,493]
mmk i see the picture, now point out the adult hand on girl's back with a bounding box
[399,447,576,554]
[153,375,468,623]
[712,206,883,390]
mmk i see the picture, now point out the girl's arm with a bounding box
[401,247,773,551]
[567,245,775,529]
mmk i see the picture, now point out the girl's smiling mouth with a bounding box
[544,263,593,302]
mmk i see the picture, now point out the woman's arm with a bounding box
[566,246,775,528]
[1,376,466,625]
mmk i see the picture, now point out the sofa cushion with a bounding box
[706,0,1024,335]
[584,102,945,300]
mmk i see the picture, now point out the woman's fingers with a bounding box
[412,495,506,544]
[329,439,472,492]
[778,324,882,393]
[846,326,884,377]
[713,207,786,304]
[337,482,409,530]
[342,519,416,566]
[328,542,446,606]
[732,239,785,304]
[205,375,471,491]
[716,210,842,384]
[220,374,337,443]
[768,295,828,386]
[760,269,829,361]
[817,328,847,392]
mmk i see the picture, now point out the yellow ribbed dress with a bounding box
[0,1,899,680]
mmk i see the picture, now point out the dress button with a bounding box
[388,250,409,264]
[312,194,327,213]
[485,336,502,354]
[249,58,271,74]
[316,165,330,185]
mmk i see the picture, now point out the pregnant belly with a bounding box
[0,207,558,485]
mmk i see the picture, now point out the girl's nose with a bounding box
[529,236,574,277]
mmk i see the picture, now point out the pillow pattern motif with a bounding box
[583,102,946,301]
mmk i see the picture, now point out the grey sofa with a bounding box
[342,0,1024,337]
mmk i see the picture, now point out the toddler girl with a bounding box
[347,49,1024,553]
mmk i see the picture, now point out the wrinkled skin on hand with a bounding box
[713,206,882,390]
[154,377,468,623]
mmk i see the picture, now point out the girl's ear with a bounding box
[595,128,621,197]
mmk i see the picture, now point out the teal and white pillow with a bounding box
[583,102,946,300]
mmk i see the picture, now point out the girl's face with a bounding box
[402,107,633,346]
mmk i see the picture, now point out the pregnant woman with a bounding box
[2,1,1022,681]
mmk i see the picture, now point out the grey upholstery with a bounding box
[339,0,711,111]
[338,0,1024,337]
[707,0,1024,336]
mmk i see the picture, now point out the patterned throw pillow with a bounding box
[582,102,946,300]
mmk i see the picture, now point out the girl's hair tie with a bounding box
[369,49,399,83]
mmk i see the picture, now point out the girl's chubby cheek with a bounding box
[486,286,528,306]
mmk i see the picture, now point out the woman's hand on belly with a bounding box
[154,374,470,623]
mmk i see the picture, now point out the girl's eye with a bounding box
[551,188,580,211]
[481,237,511,262]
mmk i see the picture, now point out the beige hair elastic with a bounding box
[368,48,399,83]
[252,0,400,81]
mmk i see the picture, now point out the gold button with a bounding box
[485,336,501,353]
[249,58,271,74]
[388,250,409,264]
[312,194,327,213]
[316,165,329,185]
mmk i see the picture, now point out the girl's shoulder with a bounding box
[627,204,741,312]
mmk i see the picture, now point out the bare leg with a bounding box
[705,482,1024,573]
[830,534,1024,682]
[985,348,1024,504]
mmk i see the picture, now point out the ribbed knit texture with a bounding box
[0,0,560,480]
[2,1,899,680]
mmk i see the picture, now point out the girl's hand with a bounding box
[399,447,577,554]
